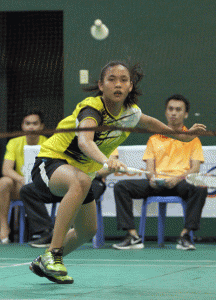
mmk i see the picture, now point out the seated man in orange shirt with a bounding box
[113,94,207,250]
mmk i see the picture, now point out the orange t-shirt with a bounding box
[142,127,204,178]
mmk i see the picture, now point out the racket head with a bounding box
[206,166,216,196]
[186,173,204,187]
[186,169,216,195]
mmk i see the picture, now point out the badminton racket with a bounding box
[103,163,216,189]
[103,163,150,175]
[186,166,216,189]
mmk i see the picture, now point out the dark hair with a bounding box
[83,60,144,108]
[22,109,44,124]
[165,94,190,113]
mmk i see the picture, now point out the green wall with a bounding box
[1,0,215,145]
[104,217,216,240]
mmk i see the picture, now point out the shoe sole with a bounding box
[30,262,73,284]
[176,245,196,250]
[29,243,51,248]
[112,244,144,250]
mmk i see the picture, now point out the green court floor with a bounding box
[0,242,216,300]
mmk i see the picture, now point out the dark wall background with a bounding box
[0,10,64,132]
[0,0,215,146]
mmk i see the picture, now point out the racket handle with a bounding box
[103,163,127,173]
[103,163,145,174]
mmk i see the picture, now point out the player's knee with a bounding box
[0,176,14,190]
[84,225,97,241]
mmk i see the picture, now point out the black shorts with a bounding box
[31,157,95,205]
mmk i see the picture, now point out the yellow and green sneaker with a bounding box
[30,255,74,284]
[39,247,67,276]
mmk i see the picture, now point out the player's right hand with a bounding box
[104,158,127,173]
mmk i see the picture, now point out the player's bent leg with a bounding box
[36,165,92,277]
[63,200,97,256]
[48,164,92,250]
[30,201,96,283]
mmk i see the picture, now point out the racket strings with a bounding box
[187,172,216,189]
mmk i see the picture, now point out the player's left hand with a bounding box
[188,123,206,135]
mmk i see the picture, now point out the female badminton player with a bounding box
[29,60,206,284]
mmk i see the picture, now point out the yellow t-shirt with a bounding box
[4,135,48,176]
[142,127,204,178]
[38,96,141,173]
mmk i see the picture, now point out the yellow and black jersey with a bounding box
[38,96,141,173]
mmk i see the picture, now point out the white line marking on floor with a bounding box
[0,262,30,268]
[65,263,216,268]
[64,258,216,263]
[0,262,215,269]
[0,258,216,263]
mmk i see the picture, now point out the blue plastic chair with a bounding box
[92,195,105,248]
[51,203,57,224]
[139,196,194,246]
[8,200,25,244]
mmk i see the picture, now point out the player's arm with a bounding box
[96,153,119,180]
[78,118,126,171]
[2,159,25,184]
[137,113,206,142]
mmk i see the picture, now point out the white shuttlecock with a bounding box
[90,19,109,40]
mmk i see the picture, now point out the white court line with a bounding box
[0,260,215,269]
[65,258,216,263]
[0,258,27,260]
[0,262,215,269]
[0,258,29,261]
[0,262,30,268]
[66,263,216,268]
[0,258,216,263]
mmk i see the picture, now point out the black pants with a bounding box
[114,179,207,232]
[20,178,95,238]
[20,182,56,238]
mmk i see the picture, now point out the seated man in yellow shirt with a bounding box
[0,109,47,244]
[113,94,207,250]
